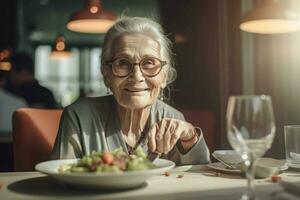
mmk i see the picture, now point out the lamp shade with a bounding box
[67,0,116,33]
[49,35,72,60]
[240,0,300,34]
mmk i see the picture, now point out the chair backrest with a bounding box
[178,109,217,151]
[12,108,62,171]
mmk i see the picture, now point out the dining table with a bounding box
[0,164,299,200]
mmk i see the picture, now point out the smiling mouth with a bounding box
[124,88,149,92]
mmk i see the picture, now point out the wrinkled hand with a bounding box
[147,118,196,154]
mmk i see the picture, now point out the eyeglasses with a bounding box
[106,57,167,78]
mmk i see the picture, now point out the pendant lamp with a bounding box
[49,35,72,60]
[240,0,300,34]
[0,61,11,71]
[67,0,116,34]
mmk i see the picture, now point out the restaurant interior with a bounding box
[1,0,300,199]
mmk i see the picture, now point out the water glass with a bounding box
[226,95,276,200]
[284,125,300,168]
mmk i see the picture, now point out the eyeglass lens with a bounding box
[111,57,163,77]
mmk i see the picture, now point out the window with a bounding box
[35,45,107,107]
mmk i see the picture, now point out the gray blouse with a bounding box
[51,95,210,165]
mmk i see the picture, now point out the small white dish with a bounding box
[35,158,175,189]
[256,158,288,171]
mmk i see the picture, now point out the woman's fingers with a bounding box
[147,125,157,152]
[170,132,180,149]
[163,119,174,153]
[156,120,167,153]
[163,130,172,153]
[147,118,194,154]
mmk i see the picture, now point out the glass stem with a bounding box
[244,153,256,200]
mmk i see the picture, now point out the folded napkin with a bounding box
[212,150,243,165]
[272,181,300,200]
[241,158,286,178]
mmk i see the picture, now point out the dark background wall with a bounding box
[0,0,17,49]
[159,0,243,150]
[159,0,221,111]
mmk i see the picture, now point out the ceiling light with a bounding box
[0,62,12,71]
[240,0,300,34]
[49,35,72,60]
[67,0,117,34]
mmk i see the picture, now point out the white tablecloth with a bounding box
[0,165,299,200]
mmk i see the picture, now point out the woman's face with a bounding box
[105,33,167,110]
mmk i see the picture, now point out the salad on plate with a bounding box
[58,147,155,173]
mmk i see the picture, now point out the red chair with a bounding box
[178,109,217,151]
[12,108,62,171]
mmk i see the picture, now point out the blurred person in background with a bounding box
[0,70,27,133]
[5,52,57,109]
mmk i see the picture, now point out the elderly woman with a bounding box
[51,17,210,165]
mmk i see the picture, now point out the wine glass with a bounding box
[226,95,276,200]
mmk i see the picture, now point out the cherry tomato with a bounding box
[102,152,114,165]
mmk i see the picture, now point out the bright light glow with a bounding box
[67,19,115,33]
[0,61,12,71]
[240,19,300,34]
[56,41,65,51]
[49,51,72,60]
[242,153,248,160]
[90,6,98,13]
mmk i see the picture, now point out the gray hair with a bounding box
[101,16,177,85]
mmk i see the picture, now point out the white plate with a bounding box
[207,158,288,175]
[35,158,175,189]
